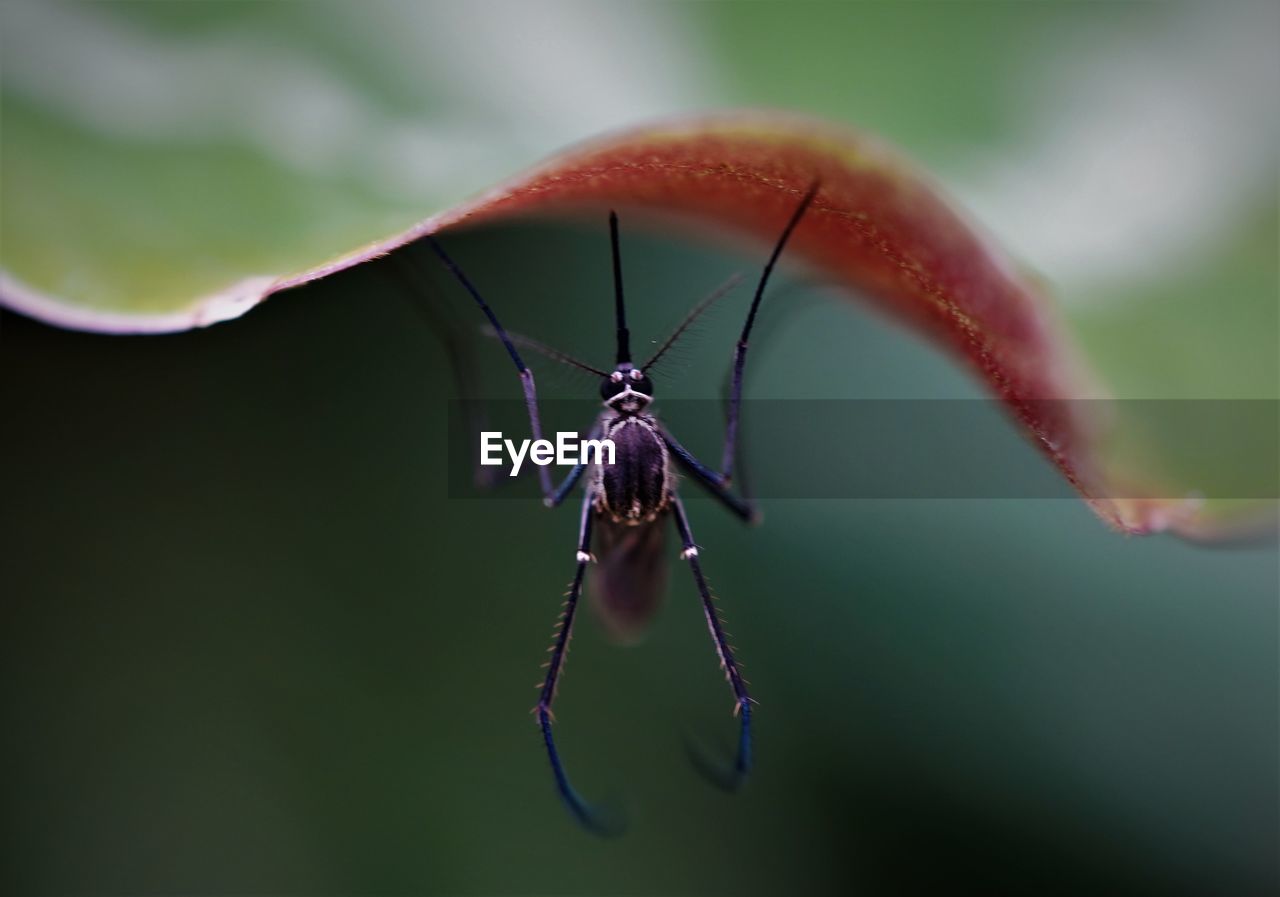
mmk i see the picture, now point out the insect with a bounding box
[425,183,820,833]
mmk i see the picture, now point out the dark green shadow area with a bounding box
[1,220,1276,896]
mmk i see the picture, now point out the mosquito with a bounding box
[425,182,820,833]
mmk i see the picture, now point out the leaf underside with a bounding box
[2,112,1271,540]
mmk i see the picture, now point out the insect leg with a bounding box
[545,420,602,508]
[425,235,555,500]
[660,427,758,524]
[546,461,587,509]
[671,495,754,791]
[385,252,502,489]
[534,492,620,835]
[720,181,821,482]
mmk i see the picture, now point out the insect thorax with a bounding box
[591,413,672,524]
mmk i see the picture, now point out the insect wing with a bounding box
[588,517,669,644]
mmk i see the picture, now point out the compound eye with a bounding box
[600,378,618,400]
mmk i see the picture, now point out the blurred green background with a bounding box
[3,221,1276,896]
[1,1,1276,895]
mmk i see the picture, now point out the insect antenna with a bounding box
[643,273,743,372]
[479,325,609,378]
[609,211,632,365]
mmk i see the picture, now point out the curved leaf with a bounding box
[1,112,1271,539]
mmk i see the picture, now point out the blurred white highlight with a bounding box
[1,1,1274,304]
[0,0,718,202]
[952,2,1279,300]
